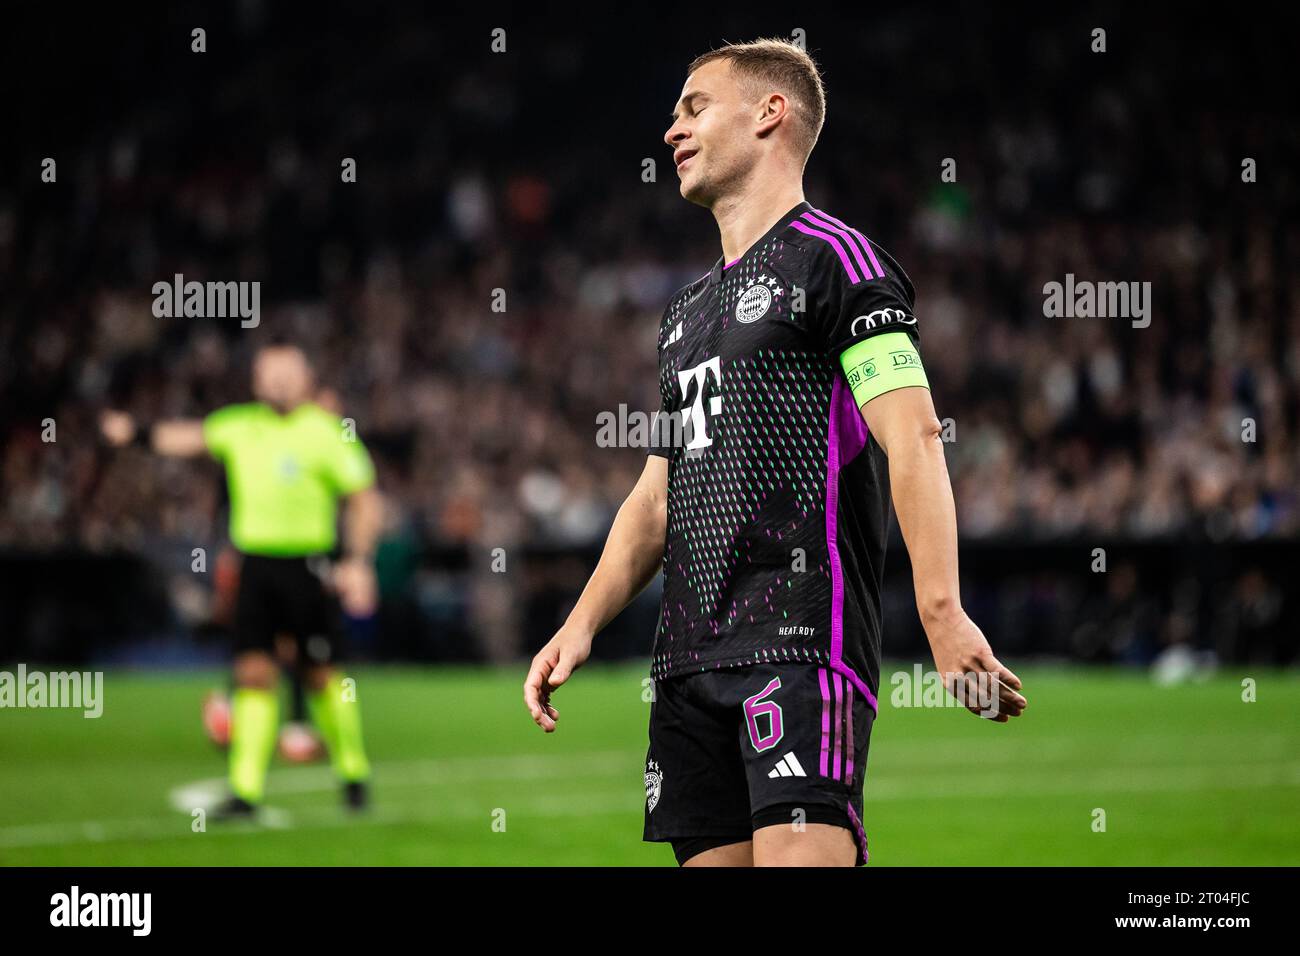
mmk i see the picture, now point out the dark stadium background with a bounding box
[2,3,1296,669]
[0,0,1297,871]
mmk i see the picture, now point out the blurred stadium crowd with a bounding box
[2,6,1296,663]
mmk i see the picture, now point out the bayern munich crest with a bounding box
[644,759,663,812]
[736,274,781,323]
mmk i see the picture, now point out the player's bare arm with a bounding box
[100,410,208,457]
[862,385,1027,721]
[524,455,668,732]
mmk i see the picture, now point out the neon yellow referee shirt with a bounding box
[202,402,375,557]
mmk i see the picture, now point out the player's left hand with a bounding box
[333,557,378,617]
[926,611,1027,722]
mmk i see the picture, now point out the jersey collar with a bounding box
[708,200,813,285]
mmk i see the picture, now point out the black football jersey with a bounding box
[646,200,921,712]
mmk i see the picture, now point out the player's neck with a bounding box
[712,178,805,264]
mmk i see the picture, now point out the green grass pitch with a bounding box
[0,663,1296,865]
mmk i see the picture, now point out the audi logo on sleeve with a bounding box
[849,308,915,336]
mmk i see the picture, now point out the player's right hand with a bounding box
[523,624,593,733]
[100,409,137,447]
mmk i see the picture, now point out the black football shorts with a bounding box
[233,554,343,665]
[642,661,874,865]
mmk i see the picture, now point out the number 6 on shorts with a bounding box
[743,677,784,753]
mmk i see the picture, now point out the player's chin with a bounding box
[679,181,714,208]
[676,170,705,203]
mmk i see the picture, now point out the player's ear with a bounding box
[755,92,787,139]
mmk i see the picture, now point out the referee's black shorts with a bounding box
[233,554,343,665]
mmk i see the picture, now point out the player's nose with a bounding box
[664,123,688,150]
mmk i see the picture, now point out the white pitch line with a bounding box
[0,751,642,852]
[2,753,1297,852]
[168,750,639,812]
[0,791,644,851]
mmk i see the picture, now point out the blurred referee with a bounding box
[102,340,382,819]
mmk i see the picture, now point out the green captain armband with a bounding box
[838,331,929,407]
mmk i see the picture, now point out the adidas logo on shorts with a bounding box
[768,751,806,778]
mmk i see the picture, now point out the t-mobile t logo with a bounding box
[677,356,723,450]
